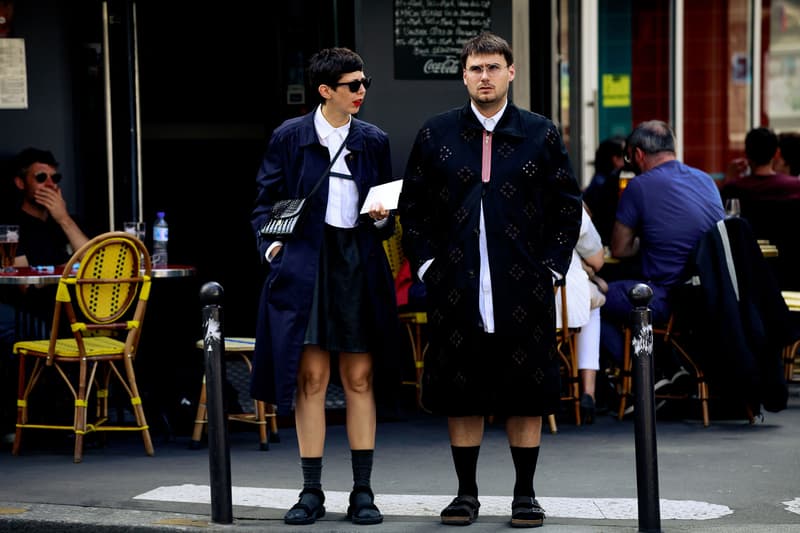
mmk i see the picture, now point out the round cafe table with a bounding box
[0,265,196,285]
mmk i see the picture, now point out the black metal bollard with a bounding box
[628,283,662,533]
[200,282,233,524]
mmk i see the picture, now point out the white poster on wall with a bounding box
[0,38,28,109]
[767,48,800,120]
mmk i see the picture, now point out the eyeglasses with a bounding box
[330,77,372,93]
[466,63,507,77]
[34,172,62,184]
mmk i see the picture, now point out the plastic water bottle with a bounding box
[152,211,169,267]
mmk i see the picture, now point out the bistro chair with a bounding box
[12,231,154,462]
[551,278,581,433]
[780,291,800,384]
[190,336,279,450]
[615,313,715,426]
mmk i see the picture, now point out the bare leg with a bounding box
[295,345,330,457]
[339,351,376,450]
[505,416,541,447]
[448,415,484,446]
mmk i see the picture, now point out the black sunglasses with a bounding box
[34,172,62,184]
[330,77,372,93]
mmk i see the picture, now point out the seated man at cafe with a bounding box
[11,147,89,267]
[600,120,725,388]
[720,127,800,203]
[720,128,800,289]
[3,147,92,326]
[1,148,93,435]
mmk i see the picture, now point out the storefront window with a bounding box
[766,0,800,132]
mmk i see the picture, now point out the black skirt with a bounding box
[304,224,371,353]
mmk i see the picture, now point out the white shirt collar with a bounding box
[470,101,507,132]
[314,105,351,145]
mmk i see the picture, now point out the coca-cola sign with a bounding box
[423,58,460,75]
[394,0,492,80]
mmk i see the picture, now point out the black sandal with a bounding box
[440,494,480,525]
[284,488,326,525]
[346,486,383,525]
[510,496,545,528]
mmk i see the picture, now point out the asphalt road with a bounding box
[1,384,799,532]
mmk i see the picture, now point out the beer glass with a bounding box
[0,225,20,273]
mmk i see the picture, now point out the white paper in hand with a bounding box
[360,179,404,214]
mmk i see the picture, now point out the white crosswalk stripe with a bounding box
[136,485,740,520]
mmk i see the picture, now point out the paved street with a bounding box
[1,384,799,532]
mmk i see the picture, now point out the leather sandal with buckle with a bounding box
[284,488,326,525]
[346,486,383,525]
[440,494,480,525]
[510,495,545,528]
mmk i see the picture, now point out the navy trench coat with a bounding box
[399,103,582,416]
[250,109,400,415]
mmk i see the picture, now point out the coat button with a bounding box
[467,269,476,278]
[473,227,480,235]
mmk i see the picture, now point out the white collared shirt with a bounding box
[314,106,359,228]
[471,102,506,332]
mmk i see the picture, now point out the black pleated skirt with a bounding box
[304,224,371,353]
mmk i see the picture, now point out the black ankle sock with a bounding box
[351,449,374,489]
[510,446,539,498]
[300,457,322,490]
[451,445,480,497]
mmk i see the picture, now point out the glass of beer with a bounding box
[0,225,20,273]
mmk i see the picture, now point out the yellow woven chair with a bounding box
[12,231,154,462]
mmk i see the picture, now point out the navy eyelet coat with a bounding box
[250,108,401,415]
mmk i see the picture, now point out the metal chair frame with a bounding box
[12,232,154,462]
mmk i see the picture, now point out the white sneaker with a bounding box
[623,397,667,416]
[670,368,694,396]
[622,377,671,416]
[654,378,672,392]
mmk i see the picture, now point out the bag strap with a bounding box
[296,140,348,198]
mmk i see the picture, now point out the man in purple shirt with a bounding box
[601,120,725,368]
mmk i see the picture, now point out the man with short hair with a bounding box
[400,32,582,528]
[12,147,88,266]
[720,128,800,289]
[1,147,90,441]
[721,127,800,202]
[601,120,724,368]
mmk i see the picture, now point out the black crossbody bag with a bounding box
[259,141,347,239]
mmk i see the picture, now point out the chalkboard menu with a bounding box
[394,0,492,80]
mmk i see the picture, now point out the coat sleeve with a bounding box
[251,130,293,262]
[399,123,439,272]
[540,123,583,276]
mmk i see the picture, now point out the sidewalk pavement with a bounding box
[1,384,799,532]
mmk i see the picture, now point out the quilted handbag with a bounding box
[259,198,308,239]
[259,141,346,240]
